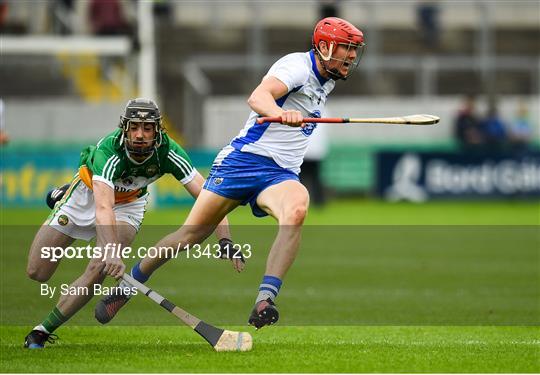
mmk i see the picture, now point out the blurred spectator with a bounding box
[454,95,484,152]
[89,0,131,36]
[0,1,7,28]
[416,1,440,51]
[481,101,508,153]
[50,0,75,35]
[153,0,172,20]
[319,0,340,18]
[0,98,9,145]
[508,100,533,153]
[0,0,27,34]
[88,0,136,81]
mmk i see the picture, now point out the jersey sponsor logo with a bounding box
[146,165,158,177]
[114,175,159,191]
[115,186,132,192]
[58,215,69,226]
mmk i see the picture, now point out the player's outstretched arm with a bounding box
[94,181,125,279]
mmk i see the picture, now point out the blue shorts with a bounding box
[203,149,299,217]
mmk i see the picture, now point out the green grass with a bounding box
[1,199,539,372]
[1,326,539,373]
[3,198,539,225]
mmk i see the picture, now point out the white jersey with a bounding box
[226,50,336,175]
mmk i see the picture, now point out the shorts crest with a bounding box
[58,215,69,226]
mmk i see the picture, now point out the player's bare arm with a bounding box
[247,77,304,127]
[93,180,125,279]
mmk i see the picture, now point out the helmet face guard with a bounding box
[312,17,366,80]
[316,41,366,80]
[119,98,163,157]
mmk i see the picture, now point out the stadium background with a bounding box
[1,1,539,373]
[1,0,539,207]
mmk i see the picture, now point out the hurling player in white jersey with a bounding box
[100,17,366,329]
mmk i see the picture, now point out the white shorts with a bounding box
[47,180,148,241]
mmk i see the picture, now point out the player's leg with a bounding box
[27,176,84,282]
[256,180,309,277]
[25,222,137,348]
[138,189,240,275]
[25,178,130,348]
[24,180,85,348]
[248,179,310,328]
[24,226,75,348]
[57,222,137,319]
[26,225,75,282]
[57,222,136,318]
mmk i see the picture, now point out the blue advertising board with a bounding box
[376,151,540,201]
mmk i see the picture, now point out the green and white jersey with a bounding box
[78,129,196,203]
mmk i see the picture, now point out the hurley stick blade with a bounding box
[123,274,253,352]
[194,321,253,352]
[349,114,440,125]
[213,330,253,352]
[399,114,440,125]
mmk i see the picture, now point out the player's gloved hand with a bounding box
[217,238,245,273]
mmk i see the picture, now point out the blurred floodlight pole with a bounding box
[138,0,157,209]
[249,2,265,86]
[363,3,380,95]
[477,2,494,98]
[138,0,157,100]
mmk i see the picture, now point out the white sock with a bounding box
[256,291,276,304]
[33,324,49,334]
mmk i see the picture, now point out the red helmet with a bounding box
[313,17,364,52]
[312,17,365,79]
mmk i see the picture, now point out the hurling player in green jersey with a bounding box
[24,98,243,349]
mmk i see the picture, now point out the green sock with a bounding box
[41,306,68,333]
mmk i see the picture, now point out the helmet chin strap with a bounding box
[325,65,345,80]
[318,42,334,61]
[124,143,154,165]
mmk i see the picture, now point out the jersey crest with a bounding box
[301,110,321,137]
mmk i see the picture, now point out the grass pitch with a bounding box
[3,198,539,226]
[1,199,539,372]
[1,326,539,373]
